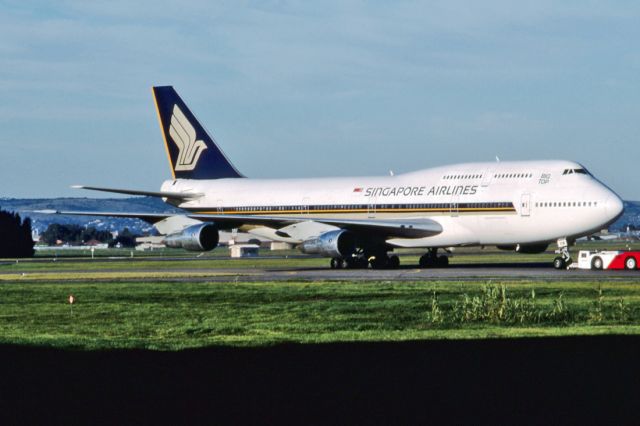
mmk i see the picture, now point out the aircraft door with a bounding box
[481,170,494,187]
[521,193,531,217]
[450,195,460,217]
[302,197,310,216]
[216,199,223,213]
[368,196,377,218]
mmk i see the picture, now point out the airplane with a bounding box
[43,86,625,270]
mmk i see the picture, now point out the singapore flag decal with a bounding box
[169,104,208,171]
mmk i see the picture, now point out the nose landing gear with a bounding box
[553,238,573,269]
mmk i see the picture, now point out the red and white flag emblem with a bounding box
[353,187,363,193]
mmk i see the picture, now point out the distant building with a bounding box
[221,231,268,247]
[229,244,259,258]
[270,242,293,250]
[135,236,165,251]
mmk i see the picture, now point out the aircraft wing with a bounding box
[37,210,442,239]
[70,185,203,201]
[188,213,442,238]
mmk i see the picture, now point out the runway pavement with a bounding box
[218,263,640,282]
[4,257,640,282]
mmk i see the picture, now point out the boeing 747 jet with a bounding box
[46,86,624,269]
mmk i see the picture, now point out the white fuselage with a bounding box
[160,160,623,248]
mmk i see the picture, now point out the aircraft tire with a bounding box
[419,254,433,268]
[347,257,368,269]
[370,256,389,270]
[553,257,565,270]
[388,255,400,269]
[437,255,449,267]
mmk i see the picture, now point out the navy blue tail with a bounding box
[152,86,244,180]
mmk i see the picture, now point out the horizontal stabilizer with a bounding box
[33,210,176,224]
[71,185,203,200]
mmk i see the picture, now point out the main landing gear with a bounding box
[329,254,400,269]
[553,238,573,270]
[419,248,449,268]
[330,256,368,269]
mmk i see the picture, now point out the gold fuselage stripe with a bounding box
[188,206,516,215]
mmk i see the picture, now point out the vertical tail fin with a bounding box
[152,86,244,180]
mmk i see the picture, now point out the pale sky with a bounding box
[1,1,639,199]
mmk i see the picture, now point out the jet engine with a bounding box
[164,223,219,251]
[497,243,549,254]
[299,230,357,258]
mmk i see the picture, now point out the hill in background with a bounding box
[0,197,182,236]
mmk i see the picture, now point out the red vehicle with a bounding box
[573,250,640,270]
[607,251,640,270]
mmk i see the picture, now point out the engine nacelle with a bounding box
[299,230,357,258]
[497,243,549,254]
[164,223,219,251]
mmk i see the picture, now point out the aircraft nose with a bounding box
[605,193,624,221]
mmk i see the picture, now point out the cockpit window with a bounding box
[562,168,590,176]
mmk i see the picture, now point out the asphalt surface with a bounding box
[202,262,640,282]
[4,258,640,282]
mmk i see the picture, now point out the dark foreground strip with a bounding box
[1,336,638,424]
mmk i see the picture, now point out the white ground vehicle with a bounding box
[570,250,640,270]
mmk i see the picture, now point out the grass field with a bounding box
[2,275,640,350]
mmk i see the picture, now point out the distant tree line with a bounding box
[0,208,35,258]
[41,224,139,248]
[41,224,112,246]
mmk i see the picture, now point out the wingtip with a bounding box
[70,185,84,189]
